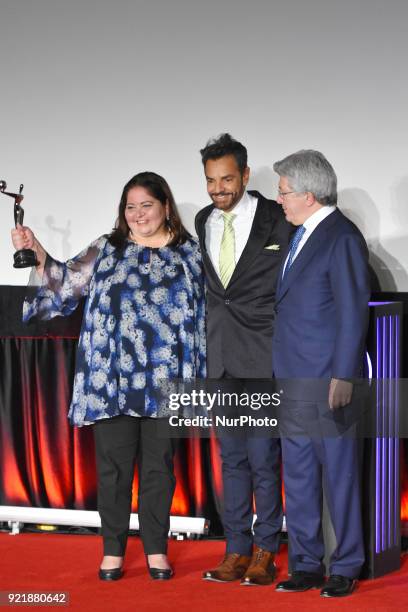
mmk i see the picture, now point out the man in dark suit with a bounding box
[272,150,370,598]
[196,134,292,586]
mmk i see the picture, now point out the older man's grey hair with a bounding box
[273,150,337,206]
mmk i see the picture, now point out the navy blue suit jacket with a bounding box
[272,209,370,398]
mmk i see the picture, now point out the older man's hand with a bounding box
[328,378,353,411]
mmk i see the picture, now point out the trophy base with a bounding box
[13,249,39,269]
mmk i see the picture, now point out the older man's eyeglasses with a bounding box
[277,190,303,199]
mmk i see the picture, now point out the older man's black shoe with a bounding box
[276,571,324,592]
[320,575,356,597]
[98,567,124,581]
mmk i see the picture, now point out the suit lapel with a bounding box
[197,193,280,290]
[276,209,341,303]
[227,194,273,287]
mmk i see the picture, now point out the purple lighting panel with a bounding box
[375,313,400,554]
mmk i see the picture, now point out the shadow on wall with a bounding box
[27,214,73,261]
[389,176,408,287]
[339,188,408,292]
[391,176,408,230]
[45,216,72,259]
[248,166,278,200]
[177,202,203,238]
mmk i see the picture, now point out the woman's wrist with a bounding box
[33,239,47,270]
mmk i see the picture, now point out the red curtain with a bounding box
[0,338,223,532]
[1,337,407,532]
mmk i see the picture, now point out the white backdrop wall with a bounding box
[1,0,407,290]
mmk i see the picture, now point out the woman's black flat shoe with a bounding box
[148,566,174,580]
[98,567,124,581]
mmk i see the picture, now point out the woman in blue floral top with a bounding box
[12,172,206,581]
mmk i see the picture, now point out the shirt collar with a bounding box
[303,205,336,233]
[213,190,252,219]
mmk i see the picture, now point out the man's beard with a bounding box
[211,189,243,210]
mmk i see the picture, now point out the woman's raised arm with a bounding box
[11,224,47,274]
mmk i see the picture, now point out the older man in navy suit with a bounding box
[272,150,370,598]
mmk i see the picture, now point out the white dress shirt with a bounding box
[205,191,258,278]
[282,205,336,276]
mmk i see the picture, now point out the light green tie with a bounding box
[219,212,236,288]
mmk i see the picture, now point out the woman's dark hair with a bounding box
[200,133,248,175]
[108,171,190,249]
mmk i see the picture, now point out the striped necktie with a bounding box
[283,225,305,279]
[219,212,236,288]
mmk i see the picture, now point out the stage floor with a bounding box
[0,533,407,611]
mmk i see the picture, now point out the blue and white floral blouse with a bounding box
[23,236,206,426]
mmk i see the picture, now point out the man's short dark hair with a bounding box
[200,133,248,175]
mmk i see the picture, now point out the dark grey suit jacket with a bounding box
[195,190,293,378]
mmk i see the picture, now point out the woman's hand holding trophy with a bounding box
[1,180,44,270]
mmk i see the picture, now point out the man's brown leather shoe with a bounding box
[203,553,251,582]
[240,546,276,586]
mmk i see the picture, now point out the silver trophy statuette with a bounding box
[1,180,39,268]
